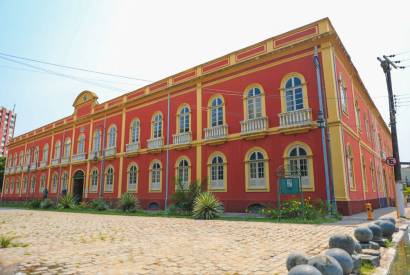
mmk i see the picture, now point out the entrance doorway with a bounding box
[73,170,85,203]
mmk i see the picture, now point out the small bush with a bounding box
[0,235,15,248]
[77,201,90,209]
[261,198,321,219]
[90,199,109,211]
[26,199,41,209]
[192,192,223,220]
[57,193,76,209]
[40,198,54,209]
[171,179,204,213]
[119,192,140,212]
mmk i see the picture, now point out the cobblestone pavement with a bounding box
[0,209,379,275]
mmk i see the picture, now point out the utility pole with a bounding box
[377,55,406,217]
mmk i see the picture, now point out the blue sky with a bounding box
[1,0,410,160]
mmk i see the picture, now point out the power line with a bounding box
[0,51,153,83]
[388,49,410,57]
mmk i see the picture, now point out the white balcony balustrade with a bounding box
[104,147,116,157]
[89,151,100,161]
[279,108,312,128]
[126,142,140,153]
[173,132,192,145]
[30,163,37,171]
[23,165,30,172]
[204,125,228,140]
[147,137,164,150]
[72,153,87,162]
[39,160,47,169]
[240,117,268,134]
[51,158,60,166]
[15,166,21,173]
[60,156,70,165]
[4,167,9,175]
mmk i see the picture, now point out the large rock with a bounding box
[379,217,396,225]
[329,234,356,255]
[375,220,395,238]
[324,248,354,275]
[288,264,322,275]
[351,254,361,275]
[286,252,309,271]
[354,240,362,254]
[354,227,373,243]
[368,224,383,240]
[308,255,343,275]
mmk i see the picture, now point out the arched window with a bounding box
[10,178,14,194]
[61,172,68,192]
[34,146,39,163]
[105,167,114,192]
[54,140,61,159]
[64,138,71,158]
[210,97,224,127]
[370,160,376,192]
[16,178,20,193]
[130,119,140,144]
[90,169,98,192]
[40,175,46,193]
[150,161,161,192]
[22,176,28,193]
[77,134,85,154]
[4,179,8,194]
[209,154,226,191]
[285,77,304,111]
[176,158,190,189]
[355,100,361,131]
[108,125,117,148]
[152,113,162,138]
[19,151,24,166]
[248,151,267,189]
[246,87,262,119]
[288,146,310,187]
[339,78,348,113]
[13,153,18,167]
[25,148,31,165]
[346,145,355,190]
[52,173,58,193]
[128,164,138,191]
[30,176,36,193]
[42,144,49,162]
[178,106,190,133]
[93,130,101,152]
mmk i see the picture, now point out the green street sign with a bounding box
[279,177,300,194]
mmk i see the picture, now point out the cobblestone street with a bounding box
[0,209,376,274]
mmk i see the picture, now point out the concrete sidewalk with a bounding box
[336,206,410,226]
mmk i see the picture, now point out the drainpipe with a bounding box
[164,91,171,210]
[313,46,334,214]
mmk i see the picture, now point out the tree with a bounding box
[0,157,5,192]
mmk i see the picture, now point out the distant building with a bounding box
[401,166,410,187]
[0,107,16,157]
[1,18,396,215]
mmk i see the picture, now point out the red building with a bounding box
[1,18,395,215]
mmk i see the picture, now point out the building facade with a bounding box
[0,106,16,157]
[1,18,395,215]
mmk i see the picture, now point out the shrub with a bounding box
[78,201,90,209]
[192,192,223,220]
[26,199,41,209]
[90,199,109,211]
[118,192,140,212]
[0,235,15,248]
[171,179,204,213]
[261,198,321,219]
[40,198,54,209]
[57,193,76,209]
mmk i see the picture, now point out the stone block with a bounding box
[359,254,380,267]
[359,241,380,250]
[351,254,361,275]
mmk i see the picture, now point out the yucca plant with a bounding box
[90,199,109,211]
[192,192,223,220]
[119,192,140,212]
[58,193,76,209]
[26,199,41,209]
[40,198,54,209]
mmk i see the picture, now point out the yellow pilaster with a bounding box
[321,42,349,201]
[68,124,76,193]
[118,106,126,198]
[85,120,93,197]
[46,134,54,190]
[196,83,202,182]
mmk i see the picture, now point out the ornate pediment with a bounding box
[73,90,98,109]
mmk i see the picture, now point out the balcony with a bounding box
[126,142,140,154]
[104,147,116,158]
[147,137,164,150]
[279,108,312,128]
[23,164,30,172]
[204,125,228,140]
[51,158,60,166]
[72,153,87,162]
[61,156,70,165]
[16,166,21,173]
[240,117,268,135]
[89,151,100,161]
[39,160,48,169]
[30,163,37,171]
[4,167,9,175]
[173,132,192,145]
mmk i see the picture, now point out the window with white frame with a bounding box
[43,144,49,162]
[90,169,98,192]
[10,178,14,193]
[105,167,114,192]
[210,155,224,190]
[13,153,18,166]
[285,77,304,112]
[152,114,162,138]
[64,138,71,158]
[150,162,161,191]
[25,149,31,165]
[16,178,20,193]
[178,106,190,133]
[30,176,36,193]
[40,175,46,193]
[177,159,189,189]
[128,165,138,191]
[248,151,266,188]
[288,146,309,187]
[34,146,39,163]
[210,97,224,127]
[54,141,61,159]
[108,125,116,148]
[19,151,24,166]
[340,82,348,113]
[246,87,262,119]
[93,130,101,152]
[78,134,85,154]
[23,176,28,193]
[130,120,140,144]
[52,173,58,193]
[346,146,355,189]
[61,172,68,192]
